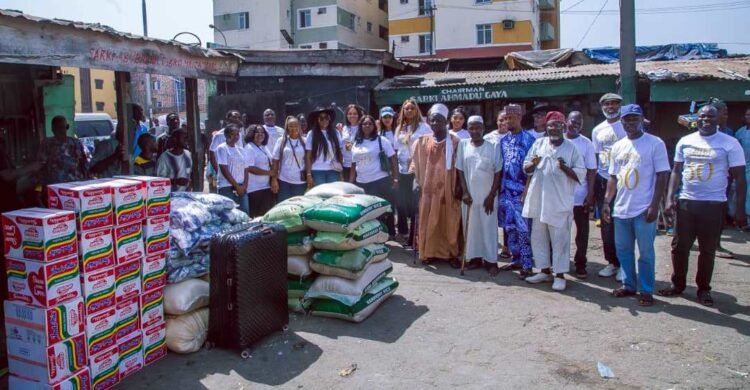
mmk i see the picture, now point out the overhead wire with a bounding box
[575,0,608,49]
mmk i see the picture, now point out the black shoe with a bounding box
[697,290,714,306]
[575,267,588,279]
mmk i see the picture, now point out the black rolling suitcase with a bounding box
[208,222,288,358]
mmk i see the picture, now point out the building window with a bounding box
[153,80,161,91]
[299,10,311,28]
[300,44,313,49]
[419,34,432,54]
[401,35,410,43]
[214,11,250,31]
[319,42,328,49]
[379,25,388,40]
[475,0,491,4]
[318,7,327,14]
[95,102,105,111]
[400,0,408,3]
[379,0,388,11]
[94,79,104,90]
[476,24,491,45]
[239,12,249,29]
[338,8,356,31]
[157,101,163,109]
[418,0,433,15]
[367,22,373,33]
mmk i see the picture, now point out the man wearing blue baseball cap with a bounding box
[602,104,670,306]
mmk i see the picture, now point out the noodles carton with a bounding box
[85,306,117,356]
[114,175,171,217]
[80,267,115,315]
[9,367,91,390]
[141,253,166,293]
[115,259,141,302]
[7,333,87,384]
[143,216,170,255]
[6,256,81,307]
[2,208,77,262]
[115,296,140,341]
[47,182,114,231]
[89,346,119,390]
[78,227,115,273]
[117,331,143,379]
[4,298,85,346]
[142,321,166,366]
[94,179,145,226]
[140,288,164,329]
[113,222,144,264]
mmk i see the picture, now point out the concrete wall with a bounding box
[61,67,117,118]
[213,0,290,49]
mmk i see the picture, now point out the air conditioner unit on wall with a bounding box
[401,35,410,42]
[502,20,515,30]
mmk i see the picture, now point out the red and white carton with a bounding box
[89,346,119,390]
[7,333,87,384]
[115,259,141,302]
[142,215,170,256]
[113,222,144,264]
[142,321,167,366]
[85,306,117,356]
[114,175,171,217]
[47,182,114,231]
[6,256,81,307]
[115,295,140,341]
[140,288,164,329]
[81,266,115,315]
[9,367,91,390]
[78,227,116,273]
[142,253,166,293]
[93,179,145,225]
[4,298,85,346]
[2,208,77,262]
[117,330,144,379]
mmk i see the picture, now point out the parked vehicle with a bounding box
[74,113,114,155]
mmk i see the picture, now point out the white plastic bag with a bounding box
[164,279,210,316]
[166,308,209,354]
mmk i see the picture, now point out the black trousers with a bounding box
[248,188,274,218]
[396,173,416,244]
[573,205,590,269]
[594,174,619,267]
[359,176,396,236]
[670,199,725,292]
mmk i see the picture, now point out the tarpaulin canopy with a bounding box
[583,43,728,64]
[504,48,576,70]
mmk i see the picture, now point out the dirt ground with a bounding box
[121,224,750,389]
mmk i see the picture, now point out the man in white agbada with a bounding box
[522,111,586,291]
[456,115,503,275]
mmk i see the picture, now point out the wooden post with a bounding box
[185,77,204,192]
[114,71,132,174]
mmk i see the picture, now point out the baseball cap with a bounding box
[620,104,643,118]
[599,93,623,104]
[379,106,395,117]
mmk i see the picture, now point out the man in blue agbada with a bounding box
[497,104,536,279]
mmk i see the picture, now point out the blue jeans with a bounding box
[614,213,657,294]
[312,170,341,185]
[218,186,249,215]
[277,180,306,202]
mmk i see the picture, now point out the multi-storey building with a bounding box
[61,67,118,118]
[212,0,389,50]
[388,0,560,59]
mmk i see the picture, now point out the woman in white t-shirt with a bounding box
[244,124,275,217]
[215,124,249,214]
[378,106,397,146]
[305,106,344,187]
[272,116,307,202]
[449,107,470,140]
[350,115,399,236]
[338,104,363,181]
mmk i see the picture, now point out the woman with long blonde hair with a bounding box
[272,116,307,202]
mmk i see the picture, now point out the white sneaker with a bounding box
[526,272,554,284]
[552,277,566,291]
[598,264,619,278]
[616,268,625,282]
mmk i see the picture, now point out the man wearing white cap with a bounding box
[457,115,503,275]
[411,103,462,265]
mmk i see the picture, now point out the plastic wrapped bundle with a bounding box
[305,181,364,198]
[173,192,237,213]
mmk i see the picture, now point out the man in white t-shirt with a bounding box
[565,111,598,278]
[209,110,244,188]
[602,104,670,307]
[262,109,285,151]
[592,93,626,279]
[658,105,747,306]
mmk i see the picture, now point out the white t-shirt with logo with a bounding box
[351,136,396,184]
[592,120,626,179]
[245,144,272,193]
[608,133,671,219]
[215,143,248,189]
[567,135,598,206]
[263,125,284,152]
[675,131,746,202]
[272,137,306,185]
[305,130,344,171]
[394,122,433,174]
[210,128,244,154]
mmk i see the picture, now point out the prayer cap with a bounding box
[504,104,523,116]
[468,115,484,124]
[428,103,449,119]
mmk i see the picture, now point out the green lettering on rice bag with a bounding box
[310,243,389,279]
[302,194,391,233]
[312,220,388,251]
[287,231,313,255]
[263,196,323,232]
[305,260,392,305]
[310,277,398,322]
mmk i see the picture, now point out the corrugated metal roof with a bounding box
[375,56,750,91]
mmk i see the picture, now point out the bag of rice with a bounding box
[287,232,313,255]
[310,277,398,323]
[305,259,392,306]
[306,181,364,198]
[288,276,315,299]
[164,278,210,316]
[166,308,209,354]
[263,196,323,232]
[312,220,388,251]
[303,194,391,232]
[288,255,313,278]
[310,244,389,279]
[288,297,312,313]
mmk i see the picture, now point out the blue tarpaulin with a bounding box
[583,43,728,63]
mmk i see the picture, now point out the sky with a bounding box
[1,0,749,54]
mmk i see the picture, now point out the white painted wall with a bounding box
[387,0,421,21]
[213,0,292,49]
[297,40,340,49]
[337,0,389,49]
[296,5,337,30]
[390,33,425,57]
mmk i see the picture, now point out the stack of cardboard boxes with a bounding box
[3,176,169,389]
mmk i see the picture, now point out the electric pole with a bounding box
[619,0,636,104]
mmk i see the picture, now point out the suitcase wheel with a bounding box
[241,348,252,359]
[282,324,289,332]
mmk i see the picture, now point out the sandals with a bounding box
[486,263,499,277]
[638,293,654,306]
[697,290,714,306]
[499,263,522,271]
[467,259,483,270]
[612,287,637,298]
[657,287,683,297]
[499,249,511,259]
[518,269,533,280]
